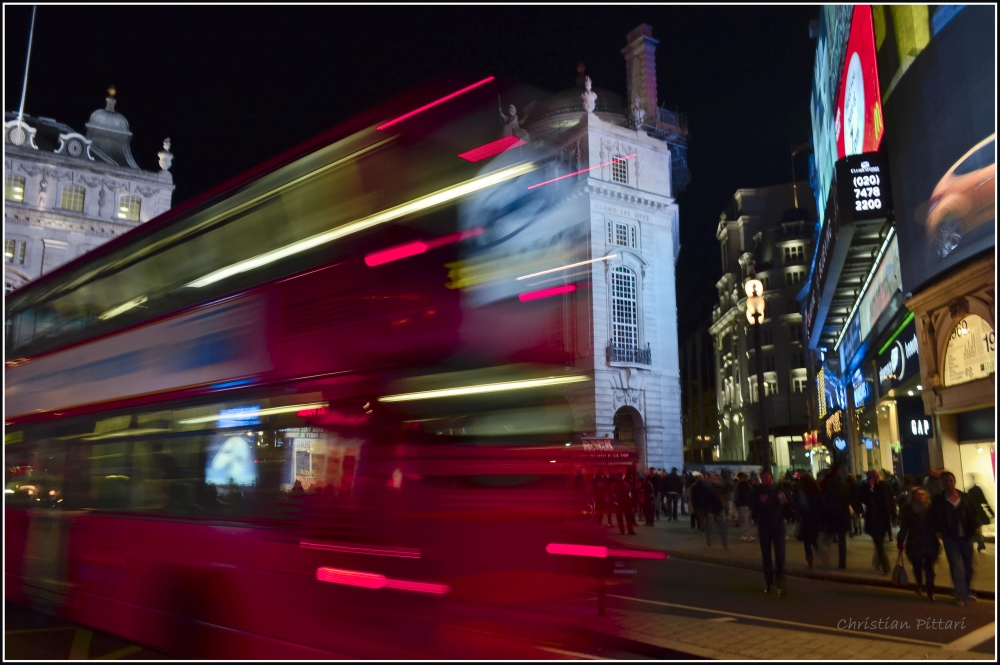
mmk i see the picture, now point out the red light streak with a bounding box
[377,77,496,130]
[365,227,484,267]
[546,543,667,560]
[518,284,576,302]
[316,567,449,594]
[458,136,526,162]
[527,153,637,190]
[301,540,421,559]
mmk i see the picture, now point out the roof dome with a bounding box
[84,86,139,169]
[523,70,628,138]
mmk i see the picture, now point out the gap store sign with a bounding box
[877,318,920,393]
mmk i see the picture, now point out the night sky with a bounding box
[4,5,819,338]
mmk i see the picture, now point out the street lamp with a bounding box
[745,278,772,474]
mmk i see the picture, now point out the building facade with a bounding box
[709,184,815,475]
[804,4,993,518]
[520,24,690,471]
[680,316,717,464]
[4,88,174,293]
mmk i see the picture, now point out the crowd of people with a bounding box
[584,465,993,606]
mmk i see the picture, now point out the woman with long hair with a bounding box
[897,487,940,601]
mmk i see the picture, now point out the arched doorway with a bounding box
[614,406,646,470]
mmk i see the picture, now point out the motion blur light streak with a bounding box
[527,153,637,190]
[316,567,449,595]
[376,76,496,130]
[300,541,421,559]
[378,375,589,402]
[177,402,328,424]
[518,284,576,302]
[365,227,484,267]
[546,543,667,560]
[186,163,536,288]
[517,255,616,280]
[458,135,526,162]
[98,295,147,321]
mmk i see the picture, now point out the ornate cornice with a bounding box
[5,209,135,238]
[585,184,672,211]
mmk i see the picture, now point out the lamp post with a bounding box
[745,278,771,474]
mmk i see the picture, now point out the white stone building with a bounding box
[4,88,174,293]
[520,25,690,472]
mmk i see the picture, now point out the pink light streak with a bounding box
[527,153,637,190]
[316,567,450,595]
[364,228,483,267]
[458,136,526,162]
[377,77,496,130]
[301,540,422,559]
[546,543,667,560]
[518,284,576,302]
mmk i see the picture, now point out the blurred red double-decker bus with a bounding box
[5,76,610,658]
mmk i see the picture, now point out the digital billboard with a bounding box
[880,5,995,293]
[835,6,884,158]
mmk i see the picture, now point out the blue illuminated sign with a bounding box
[217,405,261,428]
[834,438,847,450]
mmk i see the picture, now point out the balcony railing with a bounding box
[607,343,652,365]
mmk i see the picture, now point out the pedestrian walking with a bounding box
[860,469,896,574]
[897,487,940,601]
[931,471,979,606]
[681,471,691,515]
[654,469,666,521]
[752,470,787,596]
[594,472,614,528]
[612,473,637,536]
[688,473,707,532]
[795,473,823,569]
[639,468,656,526]
[665,468,682,520]
[821,464,851,569]
[704,473,729,549]
[735,472,755,541]
[966,473,995,553]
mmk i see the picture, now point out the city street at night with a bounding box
[4,3,996,661]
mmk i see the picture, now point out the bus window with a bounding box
[86,441,130,510]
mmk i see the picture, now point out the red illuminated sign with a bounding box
[836,6,883,158]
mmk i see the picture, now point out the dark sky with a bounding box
[4,5,819,338]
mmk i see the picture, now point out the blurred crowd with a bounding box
[577,466,993,606]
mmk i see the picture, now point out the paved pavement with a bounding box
[4,601,171,660]
[599,512,996,598]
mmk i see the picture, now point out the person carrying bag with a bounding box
[891,550,909,587]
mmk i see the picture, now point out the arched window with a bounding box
[611,266,639,350]
[118,195,141,221]
[61,184,86,212]
[5,173,25,202]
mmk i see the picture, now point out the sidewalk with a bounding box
[578,607,994,660]
[600,513,996,598]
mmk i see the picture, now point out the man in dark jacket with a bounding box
[860,469,896,574]
[665,468,683,521]
[752,470,787,596]
[931,471,980,606]
[967,473,995,553]
[612,473,637,536]
[704,473,729,549]
[821,465,851,569]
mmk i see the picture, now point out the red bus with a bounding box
[5,76,618,658]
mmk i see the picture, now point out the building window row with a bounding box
[5,173,25,202]
[5,239,26,265]
[783,244,804,263]
[786,269,805,286]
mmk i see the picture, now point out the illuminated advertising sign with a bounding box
[809,5,855,231]
[851,366,875,411]
[882,5,995,293]
[859,235,901,339]
[836,152,892,223]
[943,314,996,387]
[835,6,883,158]
[877,318,919,393]
[804,206,839,347]
[206,434,258,487]
[910,418,933,438]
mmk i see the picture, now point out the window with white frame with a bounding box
[783,245,804,263]
[61,184,86,212]
[118,195,141,221]
[611,154,628,184]
[793,377,808,393]
[611,266,639,350]
[5,239,26,265]
[607,220,638,249]
[5,173,25,202]
[786,269,805,286]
